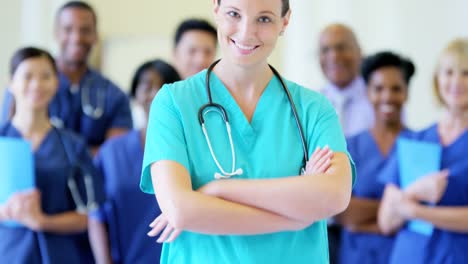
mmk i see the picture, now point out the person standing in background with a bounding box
[336,51,415,264]
[379,38,468,264]
[89,59,181,264]
[318,23,374,263]
[319,23,373,137]
[173,18,218,79]
[0,46,103,264]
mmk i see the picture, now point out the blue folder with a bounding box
[397,137,442,236]
[0,137,35,227]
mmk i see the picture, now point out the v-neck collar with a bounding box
[365,128,411,159]
[206,70,281,145]
[5,122,54,154]
[431,124,468,149]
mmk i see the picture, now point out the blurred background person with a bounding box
[173,18,217,79]
[379,38,468,264]
[319,23,374,264]
[0,47,103,263]
[89,59,180,264]
[319,23,374,137]
[336,51,415,264]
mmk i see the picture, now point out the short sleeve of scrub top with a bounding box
[140,85,189,194]
[306,93,356,184]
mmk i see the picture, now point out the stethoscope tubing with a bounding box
[199,59,309,176]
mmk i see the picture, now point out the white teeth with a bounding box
[380,104,397,113]
[234,41,256,50]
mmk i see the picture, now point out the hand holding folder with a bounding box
[0,137,35,227]
[397,138,443,236]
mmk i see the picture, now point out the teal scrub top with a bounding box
[141,69,355,264]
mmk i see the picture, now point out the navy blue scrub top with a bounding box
[0,121,105,264]
[1,68,133,147]
[93,130,162,263]
[380,124,468,264]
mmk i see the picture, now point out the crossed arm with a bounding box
[149,151,352,241]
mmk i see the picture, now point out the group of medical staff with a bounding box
[0,0,467,263]
[318,24,468,264]
[0,1,217,263]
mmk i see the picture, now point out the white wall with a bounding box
[0,0,67,106]
[2,0,468,129]
[0,1,21,104]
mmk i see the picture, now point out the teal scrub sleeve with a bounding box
[310,96,356,185]
[140,86,190,194]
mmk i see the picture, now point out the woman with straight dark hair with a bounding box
[0,47,102,263]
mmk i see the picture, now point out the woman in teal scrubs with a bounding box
[141,0,355,263]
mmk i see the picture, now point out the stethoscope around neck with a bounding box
[80,76,105,119]
[55,126,98,214]
[50,74,105,128]
[0,124,97,214]
[198,59,309,180]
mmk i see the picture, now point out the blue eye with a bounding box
[258,16,272,23]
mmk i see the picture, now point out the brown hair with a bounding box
[433,38,468,106]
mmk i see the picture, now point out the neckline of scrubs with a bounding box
[58,67,95,91]
[434,123,468,148]
[6,122,55,153]
[366,128,410,158]
[207,70,281,139]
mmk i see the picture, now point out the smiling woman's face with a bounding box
[436,54,468,112]
[213,0,290,67]
[367,66,408,126]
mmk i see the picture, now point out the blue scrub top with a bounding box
[340,129,413,264]
[0,121,104,264]
[380,124,468,264]
[140,70,356,264]
[94,130,162,263]
[1,68,133,147]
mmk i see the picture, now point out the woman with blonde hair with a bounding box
[379,38,468,263]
